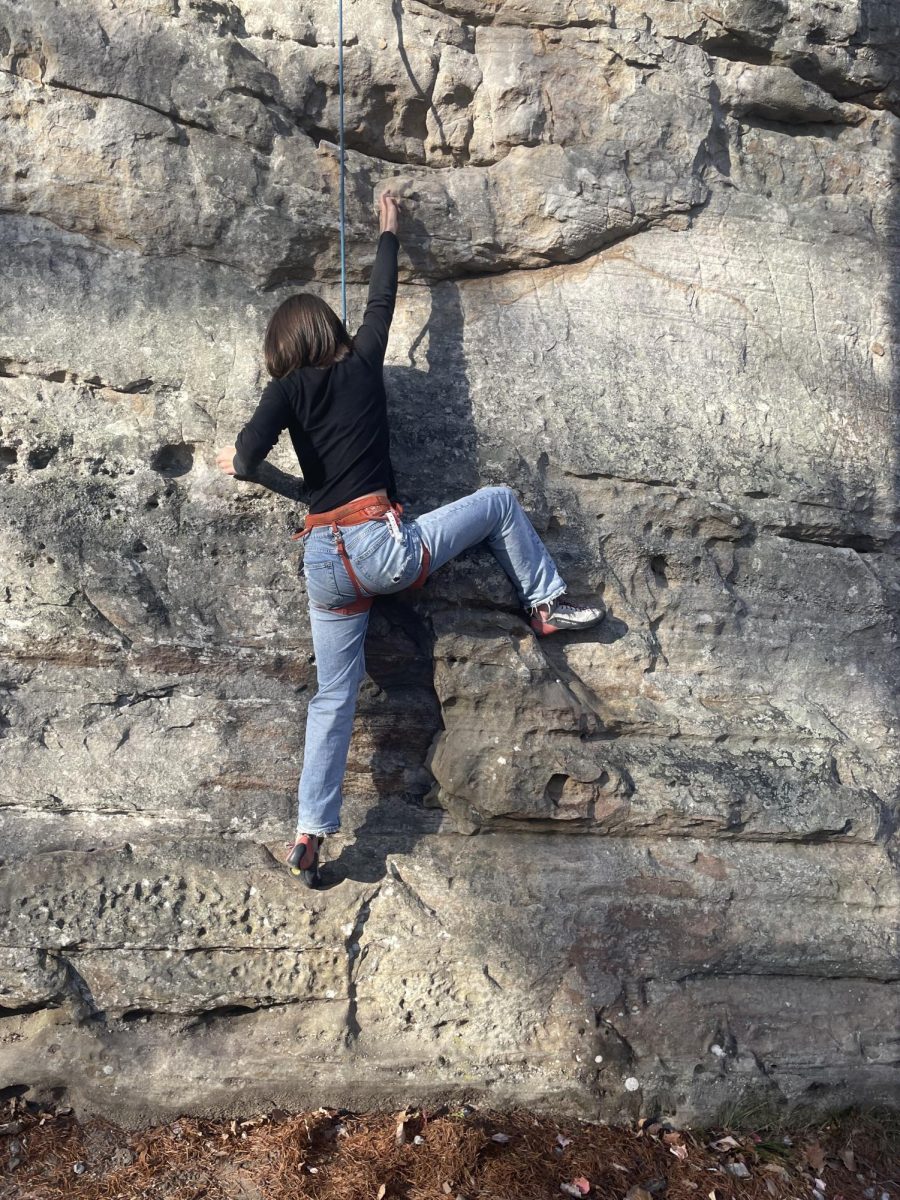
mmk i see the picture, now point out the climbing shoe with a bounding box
[529,596,606,637]
[286,834,322,888]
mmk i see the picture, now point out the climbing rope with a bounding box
[337,0,348,324]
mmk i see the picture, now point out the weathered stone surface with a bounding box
[0,0,898,1124]
[1,836,897,1122]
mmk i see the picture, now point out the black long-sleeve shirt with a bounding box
[232,231,400,513]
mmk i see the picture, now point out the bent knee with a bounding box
[481,483,518,506]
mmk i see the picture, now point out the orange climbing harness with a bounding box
[291,493,431,615]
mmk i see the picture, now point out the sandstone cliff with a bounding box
[0,0,898,1123]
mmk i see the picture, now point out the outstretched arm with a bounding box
[353,191,401,367]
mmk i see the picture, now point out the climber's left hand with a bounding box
[215,446,238,476]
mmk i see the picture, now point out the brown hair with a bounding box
[264,293,352,377]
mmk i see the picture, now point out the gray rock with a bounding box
[0,0,897,1124]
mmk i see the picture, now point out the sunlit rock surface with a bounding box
[0,0,898,1124]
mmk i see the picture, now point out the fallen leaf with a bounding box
[491,1132,511,1144]
[612,1163,629,1172]
[442,1184,453,1196]
[557,1134,573,1149]
[663,1131,683,1145]
[670,1144,689,1161]
[727,1162,750,1178]
[710,1136,740,1152]
[377,1185,386,1200]
[765,1179,777,1196]
[839,1149,855,1172]
[804,1143,826,1174]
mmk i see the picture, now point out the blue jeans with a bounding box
[296,485,567,836]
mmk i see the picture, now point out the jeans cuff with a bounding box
[528,583,567,611]
[296,824,340,837]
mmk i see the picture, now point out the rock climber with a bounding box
[215,190,605,886]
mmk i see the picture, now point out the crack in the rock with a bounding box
[385,862,444,927]
[77,594,134,651]
[671,969,900,986]
[53,953,107,1023]
[0,943,347,957]
[82,687,177,712]
[0,359,180,396]
[772,526,889,554]
[0,1000,55,1017]
[185,998,308,1027]
[432,817,883,845]
[344,881,383,1047]
[0,803,157,818]
[736,114,863,140]
[0,68,264,150]
[406,0,608,32]
[663,35,897,117]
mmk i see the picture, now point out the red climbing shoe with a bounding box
[529,596,606,637]
[286,834,322,888]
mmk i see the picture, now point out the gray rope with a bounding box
[337,0,347,324]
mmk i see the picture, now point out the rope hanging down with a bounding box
[337,0,348,324]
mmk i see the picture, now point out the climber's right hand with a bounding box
[379,190,400,235]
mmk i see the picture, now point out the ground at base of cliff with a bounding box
[1,1101,897,1200]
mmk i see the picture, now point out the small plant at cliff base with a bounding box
[1,1099,898,1200]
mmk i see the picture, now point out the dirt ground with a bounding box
[1,1099,898,1200]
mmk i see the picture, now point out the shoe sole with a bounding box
[530,612,605,637]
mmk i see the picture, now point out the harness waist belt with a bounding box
[292,493,399,534]
[291,493,430,615]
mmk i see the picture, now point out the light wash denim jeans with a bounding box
[296,485,567,836]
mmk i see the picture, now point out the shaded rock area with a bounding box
[0,0,898,1125]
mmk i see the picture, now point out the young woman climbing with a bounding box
[215,190,605,886]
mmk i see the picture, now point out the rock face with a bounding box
[0,0,898,1125]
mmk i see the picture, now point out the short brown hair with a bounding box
[264,293,352,377]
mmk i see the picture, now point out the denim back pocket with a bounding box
[340,519,393,563]
[351,521,423,594]
[303,559,343,611]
